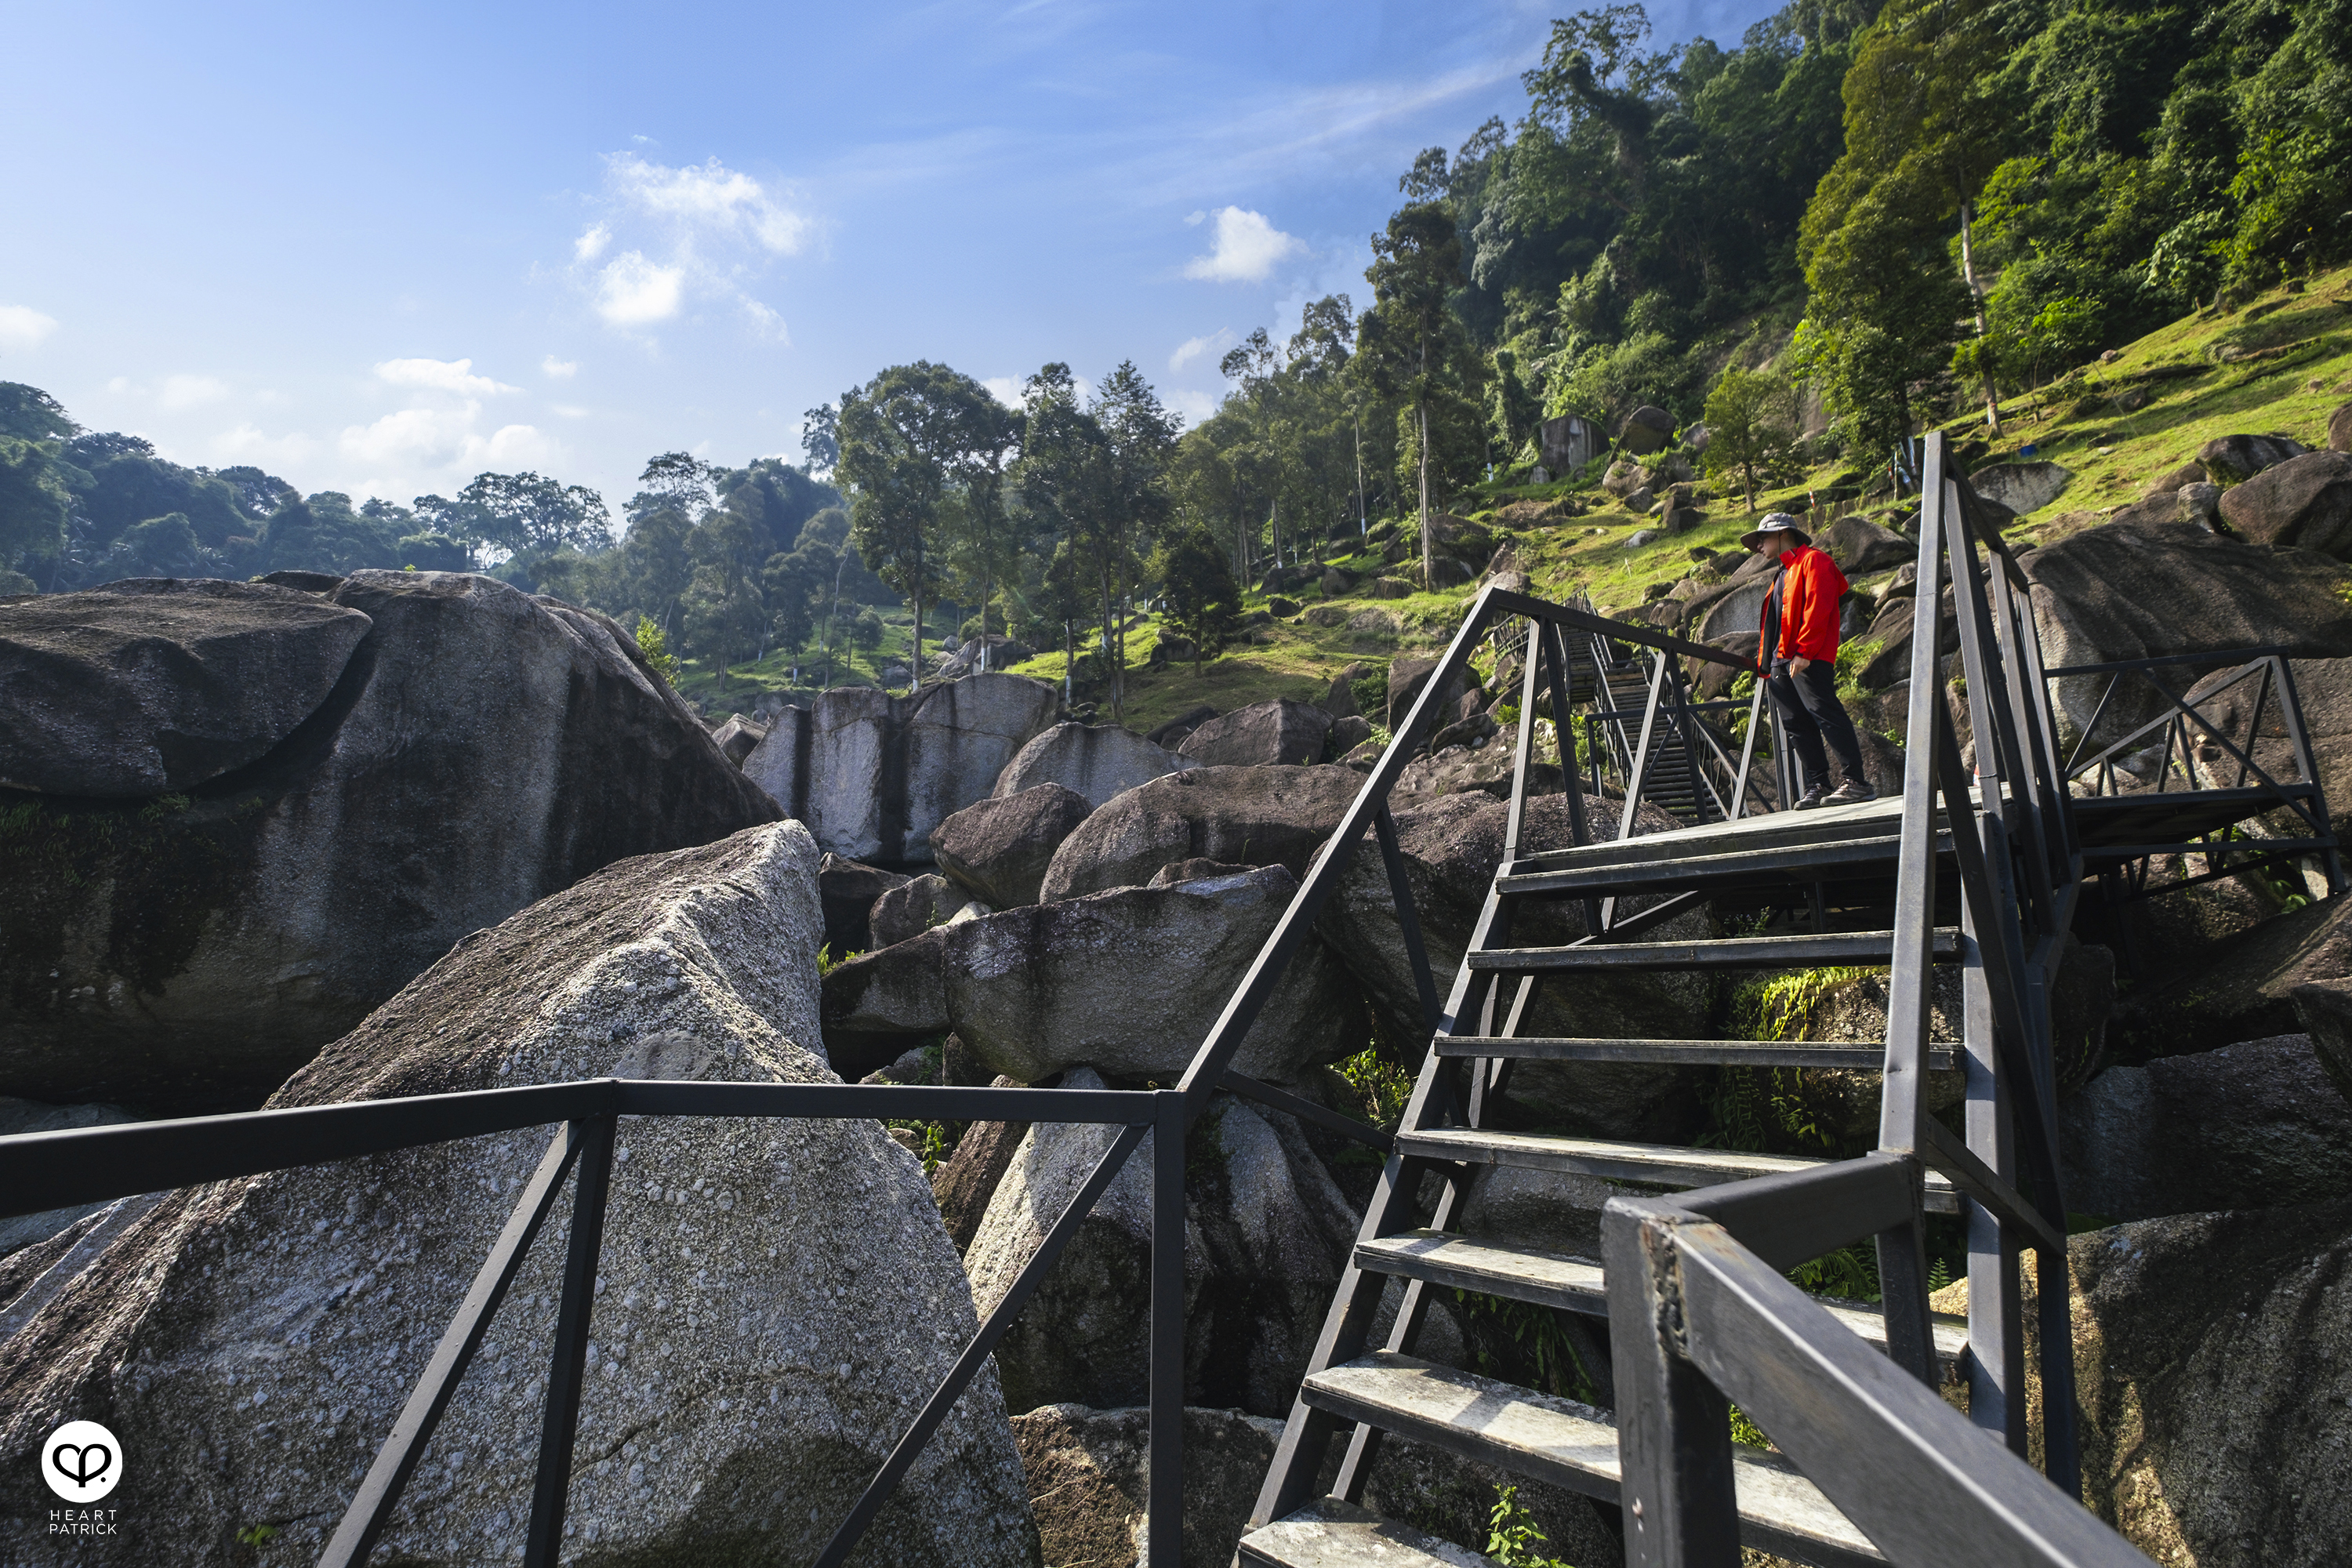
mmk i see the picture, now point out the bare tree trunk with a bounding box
[1353,410,1367,536]
[1959,201,2002,434]
[1417,399,1433,588]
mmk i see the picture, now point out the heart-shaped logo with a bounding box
[42,1420,124,1502]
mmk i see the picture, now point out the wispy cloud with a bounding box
[565,153,812,339]
[1184,207,1305,283]
[0,305,59,352]
[607,153,810,255]
[575,223,612,263]
[594,252,686,326]
[1170,328,1235,372]
[375,357,520,396]
[542,355,579,378]
[159,373,230,410]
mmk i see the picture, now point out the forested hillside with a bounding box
[3,0,2344,713]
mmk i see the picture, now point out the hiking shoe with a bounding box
[1793,785,1827,810]
[1824,779,1878,805]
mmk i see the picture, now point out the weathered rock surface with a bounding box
[818,852,909,956]
[2216,449,2352,558]
[2021,522,2352,749]
[1818,514,1915,577]
[1318,793,1711,1141]
[931,1076,1031,1254]
[2176,654,2352,826]
[966,1070,1359,1418]
[1617,405,1674,455]
[0,579,376,797]
[1175,699,1334,768]
[2113,892,2352,1059]
[2291,978,2352,1103]
[0,571,779,1109]
[1947,1205,2352,1566]
[1390,742,1564,809]
[868,871,976,949]
[1011,1402,1617,1568]
[0,824,1042,1566]
[2197,432,2307,485]
[993,720,1192,808]
[2331,401,2352,454]
[2061,1034,2352,1219]
[822,867,1363,1083]
[1039,764,1364,902]
[934,783,1096,909]
[1968,460,2071,515]
[710,711,768,764]
[741,671,1061,866]
[1145,705,1218,747]
[1386,655,1472,732]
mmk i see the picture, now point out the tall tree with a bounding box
[1088,361,1178,721]
[1359,201,1472,586]
[1150,525,1238,676]
[1014,363,1108,702]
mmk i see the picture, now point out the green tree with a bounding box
[1700,368,1796,511]
[1150,525,1238,676]
[633,615,681,684]
[1359,201,1476,585]
[0,435,71,582]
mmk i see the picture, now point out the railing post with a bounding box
[1147,1090,1185,1568]
[2273,653,2350,892]
[523,1112,615,1567]
[1604,1200,1740,1568]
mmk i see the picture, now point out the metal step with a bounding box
[1394,1127,1960,1214]
[1354,1230,1968,1366]
[1467,928,1960,974]
[1509,805,1914,874]
[1435,1035,1957,1072]
[1302,1352,1885,1568]
[1238,1496,1499,1567]
[1496,834,1913,898]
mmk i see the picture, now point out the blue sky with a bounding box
[0,0,1780,515]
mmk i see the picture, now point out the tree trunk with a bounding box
[1959,201,2002,434]
[1417,399,1434,589]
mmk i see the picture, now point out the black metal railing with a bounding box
[2047,646,2347,899]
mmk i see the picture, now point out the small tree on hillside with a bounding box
[849,607,887,678]
[1700,368,1797,512]
[1151,525,1239,676]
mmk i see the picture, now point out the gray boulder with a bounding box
[818,852,909,956]
[1617,405,1674,456]
[1145,704,1218,746]
[934,783,1096,908]
[966,1070,1359,1418]
[1818,514,1915,577]
[938,635,1034,678]
[710,711,768,764]
[0,578,373,797]
[993,721,1193,808]
[2176,655,2352,822]
[2196,432,2307,485]
[1175,699,1334,768]
[742,671,1061,866]
[822,867,1364,1083]
[1148,857,1258,887]
[0,571,779,1109]
[1386,654,1472,732]
[1967,460,2071,516]
[2114,891,2352,1060]
[1390,742,1563,810]
[2063,1034,2352,1221]
[0,824,1042,1567]
[2216,449,2352,558]
[2330,401,2352,454]
[869,871,978,949]
[1330,714,1373,752]
[2022,521,2352,750]
[1316,793,1711,1140]
[2291,978,2352,1104]
[1039,764,1364,902]
[1696,578,1774,641]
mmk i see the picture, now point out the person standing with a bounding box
[1744,512,1875,808]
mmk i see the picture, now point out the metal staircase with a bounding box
[1215,434,2154,1567]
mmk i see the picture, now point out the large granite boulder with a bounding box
[994,721,1193,808]
[933,784,1096,909]
[2331,401,2352,454]
[1038,765,1364,902]
[0,579,374,797]
[741,672,1061,866]
[1951,1204,2352,1565]
[0,824,1042,1566]
[869,872,978,949]
[0,1098,139,1258]
[2061,1033,2352,1220]
[1316,793,1711,1141]
[822,867,1365,1083]
[2216,450,2352,558]
[0,571,779,1109]
[1967,460,2071,516]
[2291,978,2352,1102]
[2112,893,2352,1060]
[2176,655,2352,825]
[966,1070,1359,1419]
[1617,405,1674,456]
[2020,522,2352,750]
[1386,655,1472,732]
[1817,514,1915,578]
[1175,699,1334,768]
[2196,432,2307,485]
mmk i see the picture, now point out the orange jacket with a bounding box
[1756,545,1847,668]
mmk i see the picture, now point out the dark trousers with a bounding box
[1768,656,1867,791]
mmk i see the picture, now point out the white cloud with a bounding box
[374,357,520,396]
[606,153,809,255]
[549,404,592,419]
[1168,388,1218,427]
[338,402,558,472]
[595,252,684,325]
[1184,207,1306,283]
[741,299,790,343]
[574,223,612,263]
[0,305,59,352]
[1170,328,1235,373]
[212,423,319,469]
[158,374,231,410]
[1184,210,1206,226]
[982,376,1023,408]
[542,355,579,378]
